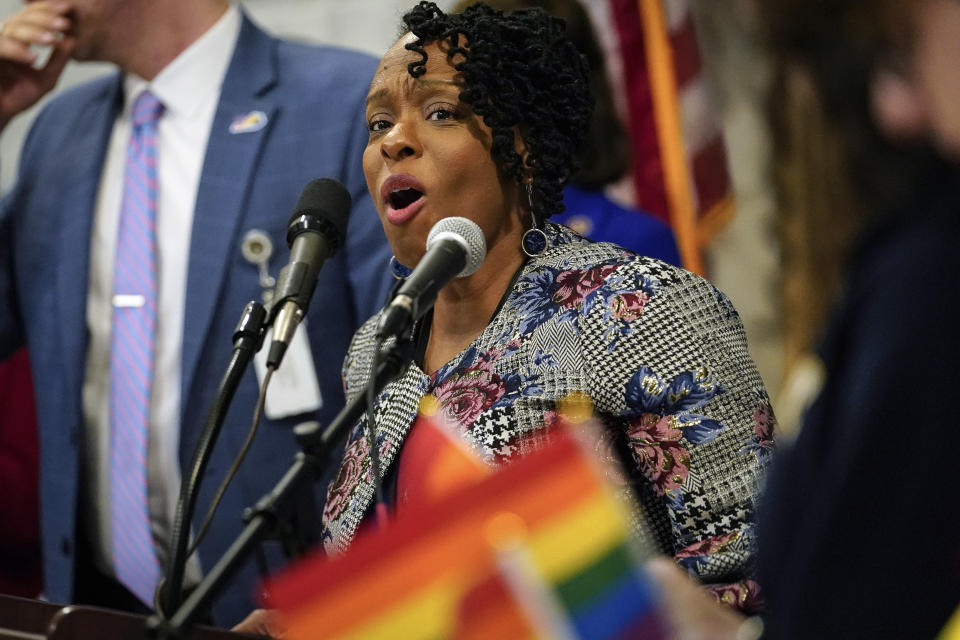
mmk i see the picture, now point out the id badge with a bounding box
[253,322,323,419]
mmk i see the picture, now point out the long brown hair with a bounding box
[758,0,930,364]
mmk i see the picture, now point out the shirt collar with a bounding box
[122,4,241,119]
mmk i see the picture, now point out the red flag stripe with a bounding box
[610,0,671,224]
[691,135,731,217]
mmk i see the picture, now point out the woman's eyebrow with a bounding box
[366,78,461,106]
[366,88,389,106]
[417,78,460,90]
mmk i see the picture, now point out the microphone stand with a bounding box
[147,337,415,639]
[160,302,268,616]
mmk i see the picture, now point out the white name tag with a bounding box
[253,323,323,419]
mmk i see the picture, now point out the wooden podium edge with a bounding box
[0,595,260,640]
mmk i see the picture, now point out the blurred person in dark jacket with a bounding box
[647,1,960,638]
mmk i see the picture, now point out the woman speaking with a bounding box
[320,1,770,609]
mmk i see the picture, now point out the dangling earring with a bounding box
[390,256,412,279]
[521,182,547,257]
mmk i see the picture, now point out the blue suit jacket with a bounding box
[0,16,392,625]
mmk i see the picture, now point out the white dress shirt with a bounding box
[82,5,241,586]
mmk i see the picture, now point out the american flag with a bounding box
[584,0,733,275]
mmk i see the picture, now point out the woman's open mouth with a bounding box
[382,174,427,224]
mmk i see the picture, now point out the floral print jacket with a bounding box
[321,224,773,612]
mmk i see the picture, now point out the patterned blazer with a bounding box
[321,223,773,609]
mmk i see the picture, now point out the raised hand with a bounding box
[0,0,75,131]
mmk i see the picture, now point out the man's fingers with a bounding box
[2,21,64,48]
[0,0,73,67]
[0,35,38,65]
[16,3,70,29]
[16,0,71,22]
[0,1,71,48]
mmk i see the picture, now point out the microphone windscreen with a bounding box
[287,178,352,254]
[426,216,486,277]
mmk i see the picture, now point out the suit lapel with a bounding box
[57,74,124,401]
[180,16,278,406]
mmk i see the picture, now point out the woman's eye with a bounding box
[426,107,457,122]
[368,119,392,132]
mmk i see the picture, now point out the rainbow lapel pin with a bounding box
[229,110,268,134]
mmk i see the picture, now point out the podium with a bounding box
[0,595,257,640]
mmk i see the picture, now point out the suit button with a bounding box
[61,537,71,557]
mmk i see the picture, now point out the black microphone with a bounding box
[375,216,486,340]
[267,178,350,368]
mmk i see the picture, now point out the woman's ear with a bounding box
[870,66,927,141]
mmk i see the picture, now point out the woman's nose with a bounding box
[380,122,420,161]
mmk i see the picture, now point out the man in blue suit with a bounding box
[0,0,392,627]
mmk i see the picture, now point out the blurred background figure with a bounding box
[649,0,960,638]
[757,0,960,636]
[454,0,682,266]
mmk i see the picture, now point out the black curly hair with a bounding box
[400,1,592,220]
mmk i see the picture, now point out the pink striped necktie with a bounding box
[109,89,164,607]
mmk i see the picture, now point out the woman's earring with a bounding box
[390,256,412,280]
[521,183,547,257]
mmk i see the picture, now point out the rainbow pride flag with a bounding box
[267,428,665,639]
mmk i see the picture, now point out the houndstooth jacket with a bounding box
[321,223,773,609]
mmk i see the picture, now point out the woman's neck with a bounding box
[422,237,527,374]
